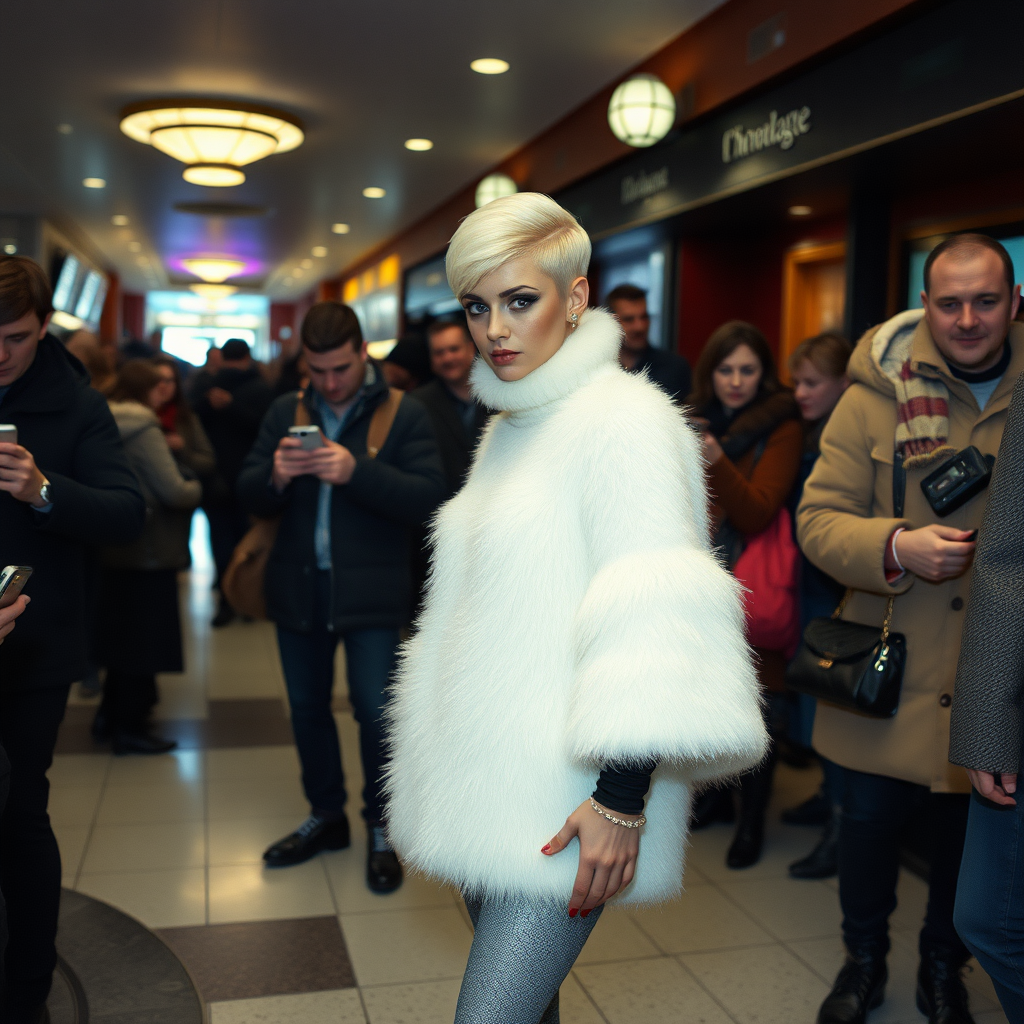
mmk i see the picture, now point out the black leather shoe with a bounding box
[789,815,839,879]
[818,951,887,1024]
[726,820,765,869]
[690,788,735,830]
[367,826,403,893]
[264,815,351,868]
[112,731,178,755]
[916,950,974,1024]
[782,791,831,826]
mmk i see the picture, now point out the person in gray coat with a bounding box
[94,361,203,754]
[950,368,1024,1022]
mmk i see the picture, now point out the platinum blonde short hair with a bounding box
[445,192,591,300]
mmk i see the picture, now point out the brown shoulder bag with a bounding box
[221,388,403,620]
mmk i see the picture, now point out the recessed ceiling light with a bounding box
[331,223,350,234]
[57,123,73,135]
[128,241,142,252]
[111,214,130,226]
[312,246,328,257]
[404,138,433,151]
[83,177,106,189]
[301,258,313,269]
[788,205,812,216]
[362,186,386,199]
[471,58,509,75]
[3,244,17,255]
[293,267,305,277]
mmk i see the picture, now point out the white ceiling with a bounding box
[0,0,725,297]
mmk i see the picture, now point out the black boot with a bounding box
[782,790,831,826]
[727,756,774,869]
[789,812,840,879]
[263,815,351,867]
[916,949,974,1024]
[366,825,403,894]
[818,949,887,1024]
[690,786,735,830]
[112,730,178,755]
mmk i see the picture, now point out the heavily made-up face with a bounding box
[460,257,588,382]
[713,343,764,410]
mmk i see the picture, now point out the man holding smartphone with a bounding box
[0,256,145,1023]
[238,302,445,893]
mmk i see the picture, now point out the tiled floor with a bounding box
[48,519,1010,1023]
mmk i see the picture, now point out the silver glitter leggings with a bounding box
[455,892,604,1024]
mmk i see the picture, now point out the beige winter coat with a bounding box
[797,311,1024,792]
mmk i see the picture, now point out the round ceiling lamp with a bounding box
[475,173,517,209]
[120,99,304,187]
[181,257,247,283]
[190,284,237,300]
[607,73,676,148]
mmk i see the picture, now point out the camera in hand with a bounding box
[920,446,994,517]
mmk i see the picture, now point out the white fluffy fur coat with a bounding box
[385,307,766,905]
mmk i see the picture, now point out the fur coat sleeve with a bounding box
[566,380,767,781]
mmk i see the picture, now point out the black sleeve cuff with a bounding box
[592,759,657,815]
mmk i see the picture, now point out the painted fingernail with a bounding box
[568,907,578,918]
[580,909,591,918]
[541,844,551,854]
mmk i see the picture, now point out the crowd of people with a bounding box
[0,200,1022,1024]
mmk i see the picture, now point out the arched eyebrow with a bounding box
[498,285,539,298]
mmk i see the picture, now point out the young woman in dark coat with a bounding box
[688,321,803,868]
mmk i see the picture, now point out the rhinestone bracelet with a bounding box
[590,797,646,829]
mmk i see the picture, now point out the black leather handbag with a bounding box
[785,452,907,719]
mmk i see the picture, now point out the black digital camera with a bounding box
[920,446,994,517]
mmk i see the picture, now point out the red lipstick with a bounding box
[491,348,519,366]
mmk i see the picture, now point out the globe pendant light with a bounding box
[607,73,676,148]
[475,173,517,208]
[120,99,304,187]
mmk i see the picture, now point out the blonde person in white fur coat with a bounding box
[385,193,766,1024]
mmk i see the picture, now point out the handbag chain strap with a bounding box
[829,449,905,642]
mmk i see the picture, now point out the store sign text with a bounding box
[621,167,669,205]
[721,107,811,164]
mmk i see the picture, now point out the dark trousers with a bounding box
[840,766,970,961]
[954,789,1024,1020]
[276,573,398,823]
[98,670,158,733]
[205,497,250,585]
[0,685,70,1019]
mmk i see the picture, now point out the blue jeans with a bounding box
[955,789,1024,1020]
[839,767,970,960]
[456,893,604,1023]
[276,573,398,823]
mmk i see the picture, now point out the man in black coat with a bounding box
[607,283,692,403]
[411,318,489,495]
[192,337,273,625]
[0,256,145,1022]
[237,302,445,893]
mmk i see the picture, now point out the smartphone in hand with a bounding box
[0,566,32,609]
[0,424,18,445]
[288,426,325,451]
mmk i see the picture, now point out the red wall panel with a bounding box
[121,292,145,341]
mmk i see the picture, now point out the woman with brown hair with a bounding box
[150,355,216,481]
[688,320,803,868]
[94,361,202,753]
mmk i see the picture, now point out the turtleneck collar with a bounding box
[469,306,622,415]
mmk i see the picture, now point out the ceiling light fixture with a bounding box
[57,124,73,135]
[128,241,142,252]
[788,205,813,216]
[83,177,106,189]
[190,284,237,300]
[181,257,247,283]
[607,73,676,148]
[404,138,433,151]
[362,186,386,199]
[331,223,350,234]
[300,258,313,269]
[475,173,518,208]
[312,246,327,257]
[111,214,130,226]
[471,58,509,75]
[119,99,304,188]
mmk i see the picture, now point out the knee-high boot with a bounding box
[727,745,776,869]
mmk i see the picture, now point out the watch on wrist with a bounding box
[38,479,52,505]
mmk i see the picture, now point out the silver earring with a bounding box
[569,312,579,330]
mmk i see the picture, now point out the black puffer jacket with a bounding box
[236,364,446,633]
[0,336,146,690]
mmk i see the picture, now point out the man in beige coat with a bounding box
[798,233,1022,1024]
